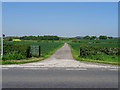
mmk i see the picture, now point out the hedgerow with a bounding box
[69,41,118,63]
[80,46,118,58]
[3,44,31,60]
[2,41,63,60]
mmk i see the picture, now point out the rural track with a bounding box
[49,43,74,60]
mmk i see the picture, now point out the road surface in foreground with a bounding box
[2,68,118,88]
[2,43,118,88]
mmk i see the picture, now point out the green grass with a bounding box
[69,39,119,65]
[77,39,118,48]
[2,58,42,65]
[2,40,64,64]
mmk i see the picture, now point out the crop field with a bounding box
[2,40,63,64]
[69,39,119,65]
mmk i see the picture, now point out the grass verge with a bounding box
[2,58,42,65]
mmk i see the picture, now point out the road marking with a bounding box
[66,68,87,71]
[2,68,9,70]
[109,68,118,71]
[24,67,48,70]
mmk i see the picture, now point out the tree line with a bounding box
[20,35,59,40]
[77,35,113,40]
[5,35,60,41]
[3,35,115,41]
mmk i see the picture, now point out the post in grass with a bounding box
[39,45,41,57]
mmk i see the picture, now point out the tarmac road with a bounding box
[2,67,118,88]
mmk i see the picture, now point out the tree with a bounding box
[99,35,107,40]
[108,37,113,39]
[90,36,97,40]
[83,35,90,40]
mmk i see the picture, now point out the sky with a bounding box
[2,2,118,37]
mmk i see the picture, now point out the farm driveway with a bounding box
[2,43,117,69]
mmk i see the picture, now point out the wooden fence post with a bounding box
[80,48,82,56]
[80,48,81,55]
[39,46,41,57]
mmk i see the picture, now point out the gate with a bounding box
[30,45,41,57]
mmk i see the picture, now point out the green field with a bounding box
[69,39,119,65]
[2,40,64,64]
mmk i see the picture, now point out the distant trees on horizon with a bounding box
[20,35,60,40]
[82,35,113,40]
[3,34,115,41]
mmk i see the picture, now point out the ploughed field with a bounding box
[68,39,119,65]
[2,41,63,64]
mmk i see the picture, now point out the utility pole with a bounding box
[0,1,3,59]
[0,30,3,60]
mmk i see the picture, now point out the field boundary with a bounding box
[68,43,119,66]
[2,43,64,65]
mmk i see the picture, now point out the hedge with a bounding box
[3,44,31,60]
[80,46,119,58]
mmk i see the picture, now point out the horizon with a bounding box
[4,35,118,38]
[3,2,118,37]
